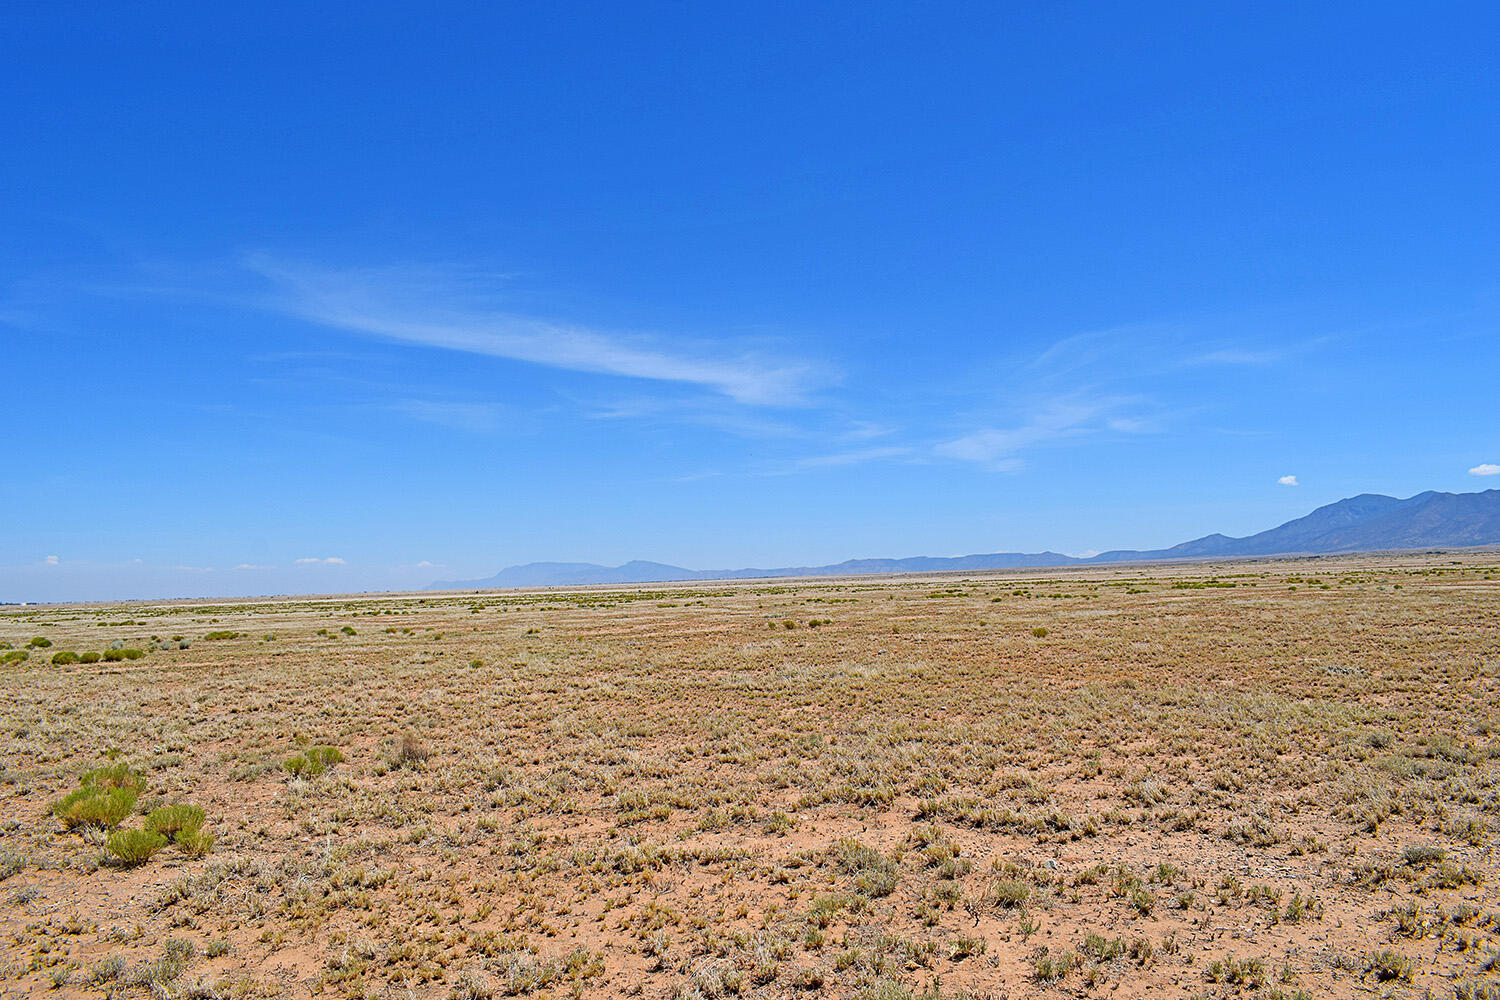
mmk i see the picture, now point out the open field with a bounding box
[1,554,1497,1000]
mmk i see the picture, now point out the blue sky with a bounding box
[4,3,1499,601]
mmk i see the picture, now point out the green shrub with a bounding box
[55,786,138,830]
[175,827,215,857]
[79,651,101,663]
[1,650,28,664]
[81,763,146,791]
[27,637,52,648]
[339,626,356,636]
[106,828,167,865]
[203,630,239,641]
[1031,627,1050,638]
[284,753,324,778]
[145,804,205,838]
[309,745,344,767]
[50,650,80,665]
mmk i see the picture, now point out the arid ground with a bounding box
[1,554,1497,1000]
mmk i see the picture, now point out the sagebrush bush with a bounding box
[51,650,80,665]
[79,651,101,663]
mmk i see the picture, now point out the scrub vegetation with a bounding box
[0,552,1496,998]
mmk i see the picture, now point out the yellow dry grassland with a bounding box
[1,553,1497,999]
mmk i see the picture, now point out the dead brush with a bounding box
[389,733,431,769]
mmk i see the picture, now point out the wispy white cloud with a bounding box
[234,563,275,570]
[1278,474,1299,486]
[1027,323,1318,382]
[1190,348,1286,366]
[247,257,826,406]
[1470,463,1500,476]
[295,556,347,565]
[790,446,912,471]
[936,398,1148,470]
[43,555,59,566]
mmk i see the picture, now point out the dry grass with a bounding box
[0,552,1497,998]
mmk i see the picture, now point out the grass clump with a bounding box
[1207,955,1267,987]
[1366,950,1414,982]
[835,839,898,897]
[174,827,215,857]
[989,878,1031,908]
[1033,947,1077,981]
[145,804,206,838]
[50,650,80,665]
[106,828,167,866]
[81,763,147,791]
[54,787,138,830]
[390,733,430,769]
[52,764,147,830]
[1401,843,1446,866]
[284,744,344,778]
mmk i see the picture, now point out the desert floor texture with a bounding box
[1,553,1497,1000]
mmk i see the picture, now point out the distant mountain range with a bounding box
[429,489,1500,589]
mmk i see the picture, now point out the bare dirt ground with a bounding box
[1,553,1497,1000]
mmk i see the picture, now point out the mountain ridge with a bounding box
[429,489,1500,589]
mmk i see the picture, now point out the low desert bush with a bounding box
[106,828,167,865]
[174,827,215,857]
[285,744,345,778]
[145,804,206,838]
[54,786,138,830]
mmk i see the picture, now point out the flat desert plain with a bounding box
[1,554,1497,1000]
